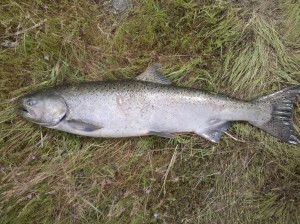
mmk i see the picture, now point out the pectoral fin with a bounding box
[196,121,231,143]
[66,119,102,132]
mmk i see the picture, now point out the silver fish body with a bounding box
[16,65,300,144]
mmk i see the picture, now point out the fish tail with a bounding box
[250,85,300,144]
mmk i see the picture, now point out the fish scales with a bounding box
[51,81,256,136]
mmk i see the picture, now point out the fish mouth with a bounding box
[14,97,30,116]
[16,105,31,116]
[18,107,29,113]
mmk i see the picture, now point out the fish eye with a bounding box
[27,99,37,106]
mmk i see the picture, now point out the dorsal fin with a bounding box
[136,64,172,85]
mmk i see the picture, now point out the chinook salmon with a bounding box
[15,65,300,144]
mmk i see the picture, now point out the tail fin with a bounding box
[251,86,300,144]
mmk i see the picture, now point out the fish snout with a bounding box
[13,97,31,117]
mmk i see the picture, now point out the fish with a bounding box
[15,64,300,144]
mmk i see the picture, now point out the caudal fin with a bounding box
[251,86,300,144]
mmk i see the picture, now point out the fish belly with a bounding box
[92,95,218,137]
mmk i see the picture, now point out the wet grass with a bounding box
[0,0,300,223]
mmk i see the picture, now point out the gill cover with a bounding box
[39,95,68,126]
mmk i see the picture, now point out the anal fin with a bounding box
[195,121,231,143]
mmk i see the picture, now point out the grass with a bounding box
[0,0,300,223]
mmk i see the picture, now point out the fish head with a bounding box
[15,92,67,127]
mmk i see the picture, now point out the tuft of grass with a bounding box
[281,0,300,45]
[0,0,300,223]
[221,13,299,97]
